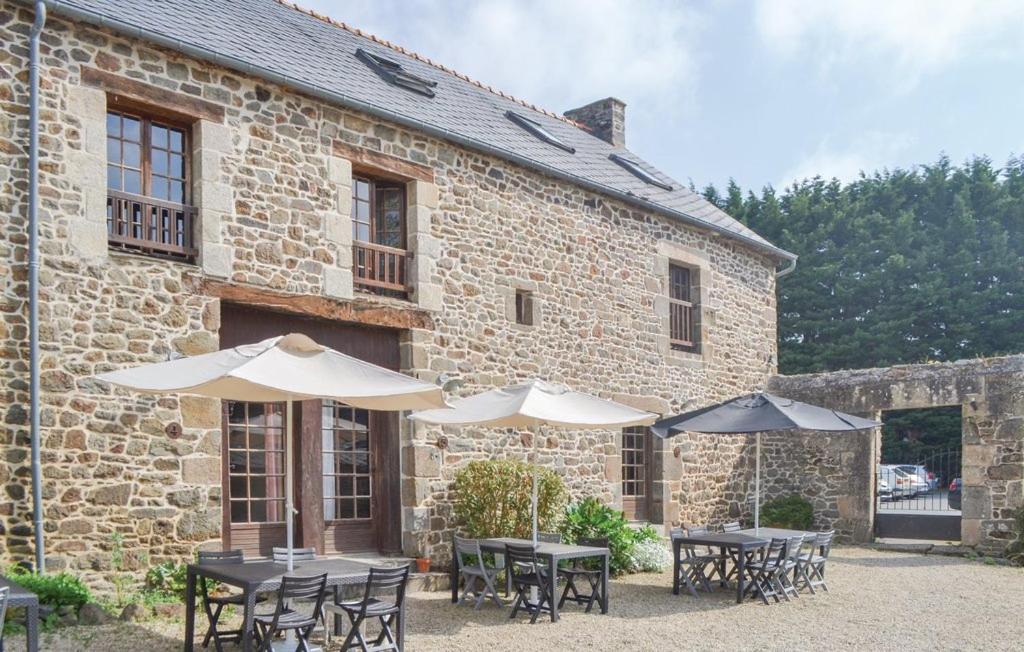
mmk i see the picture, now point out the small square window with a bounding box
[515,290,534,326]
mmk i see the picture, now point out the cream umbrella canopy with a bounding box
[96,333,446,570]
[409,379,657,544]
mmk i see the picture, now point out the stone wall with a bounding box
[0,1,780,586]
[769,356,1024,552]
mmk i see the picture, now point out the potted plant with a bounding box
[415,556,431,573]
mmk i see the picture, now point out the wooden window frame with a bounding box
[106,108,192,205]
[322,402,374,523]
[106,107,196,260]
[669,263,699,353]
[225,402,287,527]
[352,175,410,294]
[622,427,651,521]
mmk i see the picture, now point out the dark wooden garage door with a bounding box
[219,303,402,556]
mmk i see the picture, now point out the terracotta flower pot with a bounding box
[415,557,431,573]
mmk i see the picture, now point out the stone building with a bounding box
[0,0,795,584]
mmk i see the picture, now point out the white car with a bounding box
[877,475,895,501]
[878,465,911,499]
[895,464,936,491]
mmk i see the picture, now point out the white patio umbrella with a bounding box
[96,333,446,570]
[409,379,657,544]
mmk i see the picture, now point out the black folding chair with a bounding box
[558,536,607,613]
[795,530,834,594]
[745,537,788,605]
[272,546,317,563]
[252,573,328,652]
[454,536,504,609]
[671,527,716,598]
[330,565,410,652]
[507,544,557,624]
[197,549,267,652]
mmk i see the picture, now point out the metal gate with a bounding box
[876,448,962,540]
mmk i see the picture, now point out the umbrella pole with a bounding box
[285,399,295,572]
[754,432,761,532]
[532,427,539,546]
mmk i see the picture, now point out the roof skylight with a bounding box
[356,48,437,98]
[609,154,673,191]
[506,111,575,154]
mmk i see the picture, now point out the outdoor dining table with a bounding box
[0,574,39,652]
[449,537,610,622]
[183,557,376,652]
[671,527,813,604]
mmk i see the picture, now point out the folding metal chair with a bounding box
[506,544,556,624]
[744,537,788,605]
[795,530,834,594]
[558,536,607,613]
[672,527,716,597]
[197,549,267,652]
[329,565,410,652]
[252,573,328,652]
[272,547,317,562]
[454,536,504,609]
[776,536,804,601]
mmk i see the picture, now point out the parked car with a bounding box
[878,465,909,499]
[882,464,928,497]
[877,475,895,501]
[895,464,936,492]
[948,477,962,510]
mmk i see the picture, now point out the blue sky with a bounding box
[302,0,1024,192]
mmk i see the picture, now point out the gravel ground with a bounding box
[15,547,1024,651]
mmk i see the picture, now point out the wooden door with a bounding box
[219,303,402,556]
[622,427,651,521]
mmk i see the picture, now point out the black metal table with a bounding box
[671,527,813,603]
[449,537,610,622]
[183,558,376,652]
[0,575,38,652]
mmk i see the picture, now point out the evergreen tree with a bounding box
[717,156,1024,374]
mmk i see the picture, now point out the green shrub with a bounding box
[453,459,567,539]
[145,561,189,599]
[760,495,814,530]
[4,567,91,610]
[560,498,637,575]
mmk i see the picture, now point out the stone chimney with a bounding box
[565,97,626,148]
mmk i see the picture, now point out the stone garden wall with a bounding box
[0,1,780,588]
[769,356,1024,552]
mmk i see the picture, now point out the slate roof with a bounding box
[43,0,794,261]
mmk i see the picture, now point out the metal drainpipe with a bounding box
[28,0,47,574]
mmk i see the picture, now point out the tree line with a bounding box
[703,155,1024,375]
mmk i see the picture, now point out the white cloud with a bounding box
[779,132,916,188]
[299,0,705,123]
[754,0,1024,84]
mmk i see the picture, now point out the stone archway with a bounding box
[768,355,1024,554]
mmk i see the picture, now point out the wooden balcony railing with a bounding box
[107,190,197,261]
[353,240,410,294]
[669,297,696,351]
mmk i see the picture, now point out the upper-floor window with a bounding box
[106,109,196,261]
[669,263,699,352]
[515,289,534,326]
[352,176,409,295]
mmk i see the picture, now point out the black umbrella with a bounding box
[651,392,879,529]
